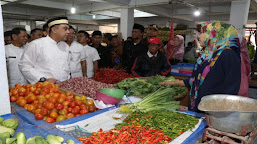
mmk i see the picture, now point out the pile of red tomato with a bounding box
[9,82,97,123]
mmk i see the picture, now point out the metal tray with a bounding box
[198,95,257,135]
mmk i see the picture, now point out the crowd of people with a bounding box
[3,16,252,112]
[5,16,197,88]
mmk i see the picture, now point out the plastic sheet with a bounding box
[170,62,195,77]
[11,103,118,143]
[11,103,117,127]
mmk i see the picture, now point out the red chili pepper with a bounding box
[78,125,171,144]
[93,68,134,84]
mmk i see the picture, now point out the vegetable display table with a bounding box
[55,107,206,144]
[11,103,118,143]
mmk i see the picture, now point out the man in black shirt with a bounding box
[122,23,148,73]
[131,37,171,77]
[144,24,159,42]
[90,30,112,68]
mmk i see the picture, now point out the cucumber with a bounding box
[25,138,35,144]
[0,132,11,138]
[66,139,75,144]
[0,135,6,144]
[46,135,61,144]
[16,132,26,144]
[35,137,44,144]
[6,138,16,144]
[40,138,48,144]
[54,136,64,143]
[0,126,15,136]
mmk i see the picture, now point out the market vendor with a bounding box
[19,17,70,84]
[160,21,241,112]
[131,37,171,77]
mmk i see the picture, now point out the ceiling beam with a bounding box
[138,6,195,22]
[2,5,50,17]
[129,0,170,6]
[69,19,99,25]
[102,0,131,5]
[93,11,120,18]
[22,0,72,10]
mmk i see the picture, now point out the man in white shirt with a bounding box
[19,17,70,84]
[4,31,12,45]
[5,27,28,87]
[29,28,43,43]
[58,26,87,78]
[77,30,100,78]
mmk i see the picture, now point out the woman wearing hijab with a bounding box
[166,35,185,64]
[160,21,241,112]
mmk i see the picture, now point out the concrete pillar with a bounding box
[185,21,197,47]
[229,0,250,36]
[30,21,36,30]
[0,6,11,115]
[120,8,134,39]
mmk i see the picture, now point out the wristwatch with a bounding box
[39,77,46,82]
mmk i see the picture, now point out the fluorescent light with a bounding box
[194,9,200,16]
[93,14,96,19]
[71,7,76,14]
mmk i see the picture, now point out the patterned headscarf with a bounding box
[189,21,241,110]
[173,35,185,61]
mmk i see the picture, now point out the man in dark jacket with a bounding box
[122,23,148,73]
[131,37,171,77]
[90,30,112,68]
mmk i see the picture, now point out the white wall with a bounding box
[0,6,11,115]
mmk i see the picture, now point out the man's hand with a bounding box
[46,78,58,83]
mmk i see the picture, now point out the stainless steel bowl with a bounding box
[198,94,257,135]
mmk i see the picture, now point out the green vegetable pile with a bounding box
[116,111,199,140]
[0,116,75,144]
[127,88,180,113]
[115,76,187,98]
[0,117,19,144]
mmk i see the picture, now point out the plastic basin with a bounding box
[178,67,193,74]
[96,91,122,105]
[98,88,125,99]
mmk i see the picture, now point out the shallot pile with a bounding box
[59,77,114,99]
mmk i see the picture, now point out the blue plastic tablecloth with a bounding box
[11,103,118,143]
[170,63,195,77]
[11,103,116,127]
